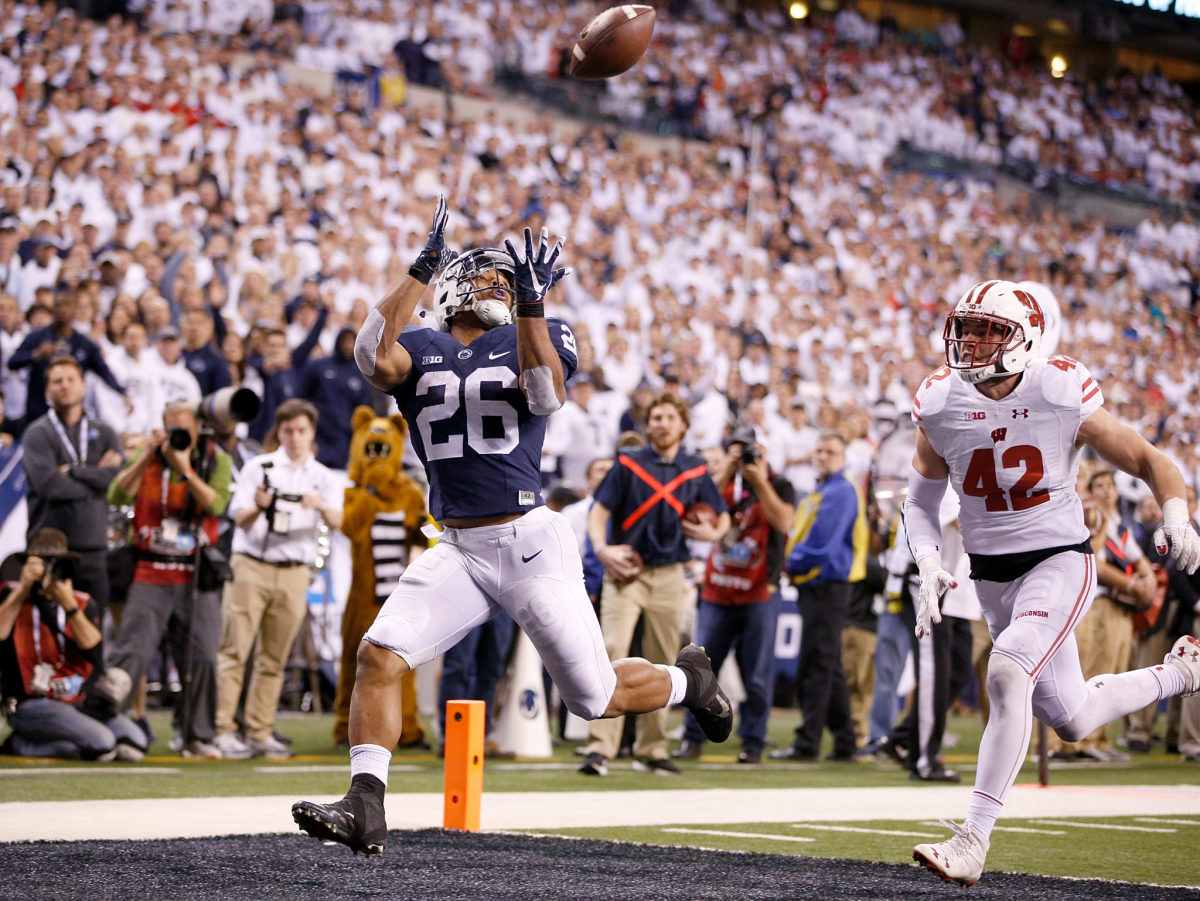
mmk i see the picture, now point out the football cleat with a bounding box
[1165,635,1200,696]
[293,779,387,856]
[913,819,989,886]
[578,752,609,776]
[673,644,733,743]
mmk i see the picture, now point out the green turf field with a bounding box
[3,707,1198,887]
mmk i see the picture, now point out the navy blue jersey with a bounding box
[392,319,578,521]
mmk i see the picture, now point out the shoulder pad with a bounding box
[912,366,953,422]
[1031,356,1101,409]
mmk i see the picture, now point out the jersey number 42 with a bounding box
[963,445,1049,512]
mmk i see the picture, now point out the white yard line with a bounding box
[2,782,1199,844]
[1031,819,1176,833]
[663,828,815,843]
[790,824,939,838]
[1134,817,1200,826]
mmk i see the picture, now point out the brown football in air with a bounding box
[684,502,718,527]
[568,5,656,80]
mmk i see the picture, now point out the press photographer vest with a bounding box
[131,451,220,585]
[700,478,777,606]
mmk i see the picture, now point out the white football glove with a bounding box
[914,556,956,640]
[1154,498,1200,575]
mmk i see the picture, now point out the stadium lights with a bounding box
[1050,55,1068,77]
[789,1,810,19]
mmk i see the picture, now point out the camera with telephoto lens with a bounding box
[194,386,260,429]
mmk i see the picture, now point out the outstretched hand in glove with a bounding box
[914,555,957,640]
[503,227,571,316]
[409,194,457,285]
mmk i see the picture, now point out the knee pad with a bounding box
[985,651,1032,707]
[363,615,417,667]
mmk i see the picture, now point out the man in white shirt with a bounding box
[20,237,61,311]
[214,399,343,760]
[0,291,27,429]
[149,326,201,420]
[95,320,161,438]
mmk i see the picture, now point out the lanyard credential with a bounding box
[48,410,88,467]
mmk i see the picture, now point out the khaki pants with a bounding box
[585,563,691,762]
[1125,626,1178,746]
[216,554,312,742]
[841,625,876,748]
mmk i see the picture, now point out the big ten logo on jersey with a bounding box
[962,411,987,421]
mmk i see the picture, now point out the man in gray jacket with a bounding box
[21,355,123,618]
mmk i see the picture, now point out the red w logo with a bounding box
[991,427,1007,444]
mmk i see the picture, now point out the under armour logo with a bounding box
[1011,409,1029,419]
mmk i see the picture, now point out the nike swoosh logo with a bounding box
[521,550,543,563]
[489,350,511,360]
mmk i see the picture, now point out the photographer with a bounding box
[214,399,342,760]
[0,528,146,760]
[102,400,233,759]
[673,427,796,764]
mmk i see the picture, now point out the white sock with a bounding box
[968,655,1034,840]
[1063,666,1184,737]
[660,665,688,706]
[349,743,392,789]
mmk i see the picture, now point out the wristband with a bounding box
[408,265,433,285]
[515,302,545,318]
[1162,497,1188,525]
[63,607,81,617]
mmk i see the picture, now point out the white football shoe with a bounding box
[1164,635,1200,696]
[913,819,990,886]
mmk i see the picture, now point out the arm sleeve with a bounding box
[901,466,947,564]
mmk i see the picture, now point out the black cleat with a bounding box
[293,780,387,856]
[673,644,733,743]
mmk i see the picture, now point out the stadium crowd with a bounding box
[0,0,1198,763]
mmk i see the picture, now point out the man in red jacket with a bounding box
[673,427,796,764]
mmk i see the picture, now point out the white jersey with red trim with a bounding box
[911,356,1104,556]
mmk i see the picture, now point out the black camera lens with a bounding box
[167,426,192,450]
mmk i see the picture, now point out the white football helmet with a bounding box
[430,248,515,332]
[944,279,1045,384]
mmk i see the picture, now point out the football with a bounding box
[568,4,656,80]
[684,502,718,527]
[620,547,644,583]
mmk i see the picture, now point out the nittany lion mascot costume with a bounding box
[333,406,430,747]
